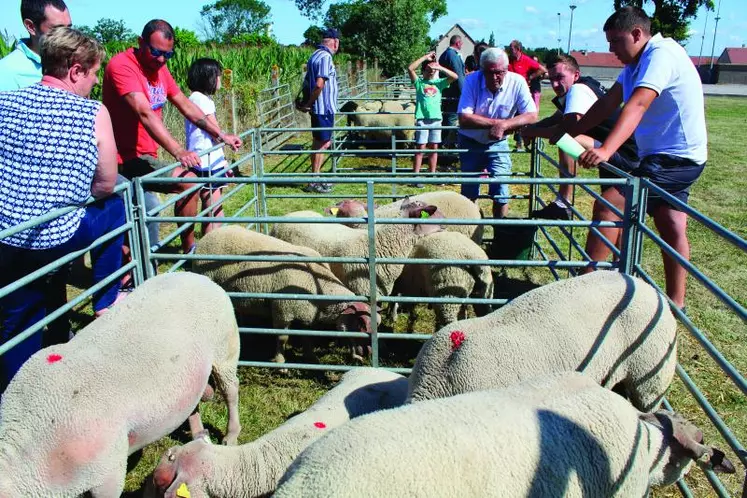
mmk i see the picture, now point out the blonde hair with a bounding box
[41,26,105,79]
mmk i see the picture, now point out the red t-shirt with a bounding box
[508,53,540,82]
[102,48,181,164]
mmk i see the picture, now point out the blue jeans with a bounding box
[458,135,513,204]
[0,195,125,392]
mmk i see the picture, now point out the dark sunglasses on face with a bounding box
[147,44,175,60]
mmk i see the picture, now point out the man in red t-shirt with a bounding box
[508,40,547,152]
[103,19,241,253]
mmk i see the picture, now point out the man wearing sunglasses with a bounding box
[103,19,241,254]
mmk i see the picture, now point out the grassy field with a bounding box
[79,90,745,496]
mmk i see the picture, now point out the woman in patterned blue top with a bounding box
[0,26,124,391]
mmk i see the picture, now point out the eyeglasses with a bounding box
[485,69,507,77]
[147,44,175,60]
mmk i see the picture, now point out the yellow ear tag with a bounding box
[176,483,191,498]
[420,211,430,219]
[330,207,339,215]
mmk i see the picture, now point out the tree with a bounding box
[199,0,272,43]
[77,18,135,45]
[488,31,495,47]
[174,26,201,48]
[613,0,714,42]
[317,0,447,75]
[303,26,325,46]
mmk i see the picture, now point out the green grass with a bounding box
[66,90,745,496]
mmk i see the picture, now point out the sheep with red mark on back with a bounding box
[0,272,241,498]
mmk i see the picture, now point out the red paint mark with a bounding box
[480,169,489,179]
[314,422,327,429]
[47,354,63,364]
[450,331,465,351]
[128,430,137,446]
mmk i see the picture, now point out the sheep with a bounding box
[270,203,444,298]
[192,225,376,364]
[327,190,483,243]
[0,272,241,498]
[150,368,408,498]
[394,231,494,328]
[338,100,415,143]
[273,372,735,498]
[407,271,677,413]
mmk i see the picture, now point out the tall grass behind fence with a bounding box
[0,30,15,58]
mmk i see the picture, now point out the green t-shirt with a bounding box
[413,76,450,120]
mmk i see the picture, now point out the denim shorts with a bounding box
[414,118,443,145]
[310,113,335,142]
[458,134,512,204]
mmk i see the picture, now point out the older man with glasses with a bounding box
[457,47,538,219]
[102,19,242,255]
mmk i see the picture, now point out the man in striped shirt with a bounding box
[298,28,340,193]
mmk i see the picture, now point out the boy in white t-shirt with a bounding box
[566,7,707,309]
[185,58,232,234]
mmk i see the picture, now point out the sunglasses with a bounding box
[147,44,175,60]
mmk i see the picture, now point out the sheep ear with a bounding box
[707,448,736,474]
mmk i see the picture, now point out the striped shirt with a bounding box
[0,84,100,249]
[306,46,338,115]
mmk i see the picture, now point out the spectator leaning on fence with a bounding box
[438,35,466,151]
[457,47,538,219]
[297,28,340,194]
[102,19,242,254]
[0,0,71,92]
[507,40,547,152]
[565,6,707,310]
[0,26,125,392]
[522,54,640,222]
[407,52,458,185]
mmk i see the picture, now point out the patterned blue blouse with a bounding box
[0,84,101,249]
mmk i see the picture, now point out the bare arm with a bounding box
[91,105,118,198]
[522,111,563,138]
[433,63,458,84]
[305,77,326,108]
[578,87,657,168]
[528,62,548,83]
[170,92,242,150]
[408,53,433,83]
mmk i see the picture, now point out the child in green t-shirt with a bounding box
[407,52,458,186]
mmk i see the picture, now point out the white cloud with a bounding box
[455,18,487,30]
[525,6,539,13]
[687,29,698,36]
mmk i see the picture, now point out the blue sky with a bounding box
[1,0,743,58]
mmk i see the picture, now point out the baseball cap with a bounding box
[322,28,341,39]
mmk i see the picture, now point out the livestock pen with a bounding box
[0,81,745,497]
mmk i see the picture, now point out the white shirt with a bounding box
[563,83,598,116]
[616,33,707,164]
[185,91,227,172]
[457,71,536,144]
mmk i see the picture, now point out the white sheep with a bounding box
[339,100,415,143]
[273,372,735,497]
[407,271,677,412]
[328,190,483,243]
[270,203,444,298]
[0,272,241,498]
[394,231,494,328]
[193,225,376,364]
[150,368,408,498]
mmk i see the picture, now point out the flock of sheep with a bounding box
[0,190,738,497]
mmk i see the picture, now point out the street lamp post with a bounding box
[568,4,577,54]
[709,0,723,71]
[557,12,562,54]
[697,9,709,67]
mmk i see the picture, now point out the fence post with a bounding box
[617,176,643,275]
[222,68,236,136]
[366,181,379,367]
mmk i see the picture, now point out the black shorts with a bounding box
[119,156,192,194]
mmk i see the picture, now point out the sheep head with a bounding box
[640,411,736,487]
[336,302,377,333]
[152,439,212,498]
[402,203,444,236]
[325,199,369,219]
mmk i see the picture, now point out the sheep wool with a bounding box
[193,226,376,363]
[407,271,677,412]
[270,204,443,297]
[395,231,494,327]
[0,273,241,498]
[151,368,408,498]
[331,191,483,243]
[274,372,733,498]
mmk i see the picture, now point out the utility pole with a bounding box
[709,0,723,70]
[568,4,577,54]
[557,12,562,54]
[697,9,709,68]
